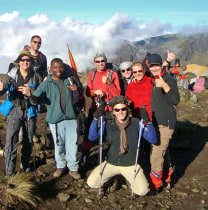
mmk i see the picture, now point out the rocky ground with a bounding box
[0,87,208,210]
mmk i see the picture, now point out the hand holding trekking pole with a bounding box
[67,77,78,91]
[139,105,150,124]
[93,103,105,119]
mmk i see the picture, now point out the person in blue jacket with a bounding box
[0,50,42,177]
[22,58,81,180]
[87,96,157,196]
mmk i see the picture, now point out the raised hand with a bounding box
[102,72,111,85]
[166,49,176,62]
[0,77,4,91]
[155,74,170,93]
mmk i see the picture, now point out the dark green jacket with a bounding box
[33,74,80,123]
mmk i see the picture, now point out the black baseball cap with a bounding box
[147,54,162,65]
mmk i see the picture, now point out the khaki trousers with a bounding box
[150,125,174,172]
[87,161,149,196]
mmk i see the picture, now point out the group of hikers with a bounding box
[0,34,180,196]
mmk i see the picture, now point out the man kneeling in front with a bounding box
[87,96,157,196]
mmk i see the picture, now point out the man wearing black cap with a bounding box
[147,53,180,190]
[87,96,157,196]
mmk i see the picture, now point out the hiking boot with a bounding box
[5,171,13,178]
[20,163,31,173]
[33,134,40,143]
[0,149,4,157]
[54,168,66,178]
[69,171,81,180]
[162,167,174,184]
[149,170,163,190]
[19,135,23,144]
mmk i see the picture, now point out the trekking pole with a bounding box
[99,112,103,196]
[95,96,103,196]
[25,96,37,177]
[131,118,144,197]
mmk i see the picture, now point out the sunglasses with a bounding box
[33,41,41,45]
[19,59,31,62]
[95,60,105,63]
[114,107,127,112]
[133,70,143,74]
[121,68,131,73]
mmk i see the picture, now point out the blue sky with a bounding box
[1,0,208,25]
[0,0,207,73]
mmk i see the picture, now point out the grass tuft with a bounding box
[5,172,41,209]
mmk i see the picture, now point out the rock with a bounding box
[57,193,70,202]
[84,198,92,203]
[176,192,189,198]
[178,86,198,103]
[201,190,208,195]
[192,188,201,193]
[121,184,128,190]
[201,200,206,204]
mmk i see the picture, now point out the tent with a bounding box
[186,64,208,77]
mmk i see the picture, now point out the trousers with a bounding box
[87,161,149,196]
[150,125,174,172]
[49,119,79,171]
[5,107,36,172]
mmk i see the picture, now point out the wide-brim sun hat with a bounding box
[13,50,36,66]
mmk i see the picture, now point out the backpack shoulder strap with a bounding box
[91,70,97,84]
[39,51,43,63]
[108,69,114,82]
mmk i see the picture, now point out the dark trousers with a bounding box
[5,107,36,172]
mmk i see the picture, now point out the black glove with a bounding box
[139,107,150,124]
[93,103,105,119]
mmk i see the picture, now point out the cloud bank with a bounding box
[0,11,208,73]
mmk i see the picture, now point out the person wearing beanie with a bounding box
[87,96,157,196]
[147,53,180,191]
[119,61,133,95]
[0,50,42,177]
[81,52,121,163]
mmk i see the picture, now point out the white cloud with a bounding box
[0,11,19,22]
[0,12,207,74]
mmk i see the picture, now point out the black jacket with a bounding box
[106,117,140,166]
[151,71,180,129]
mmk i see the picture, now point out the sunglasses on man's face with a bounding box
[114,107,127,112]
[33,41,41,45]
[95,60,106,63]
[121,68,131,73]
[19,59,31,62]
[133,70,143,74]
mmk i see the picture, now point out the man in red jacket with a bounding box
[81,52,121,163]
[125,62,152,122]
[86,52,121,110]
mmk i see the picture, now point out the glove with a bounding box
[93,103,105,119]
[139,107,150,124]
